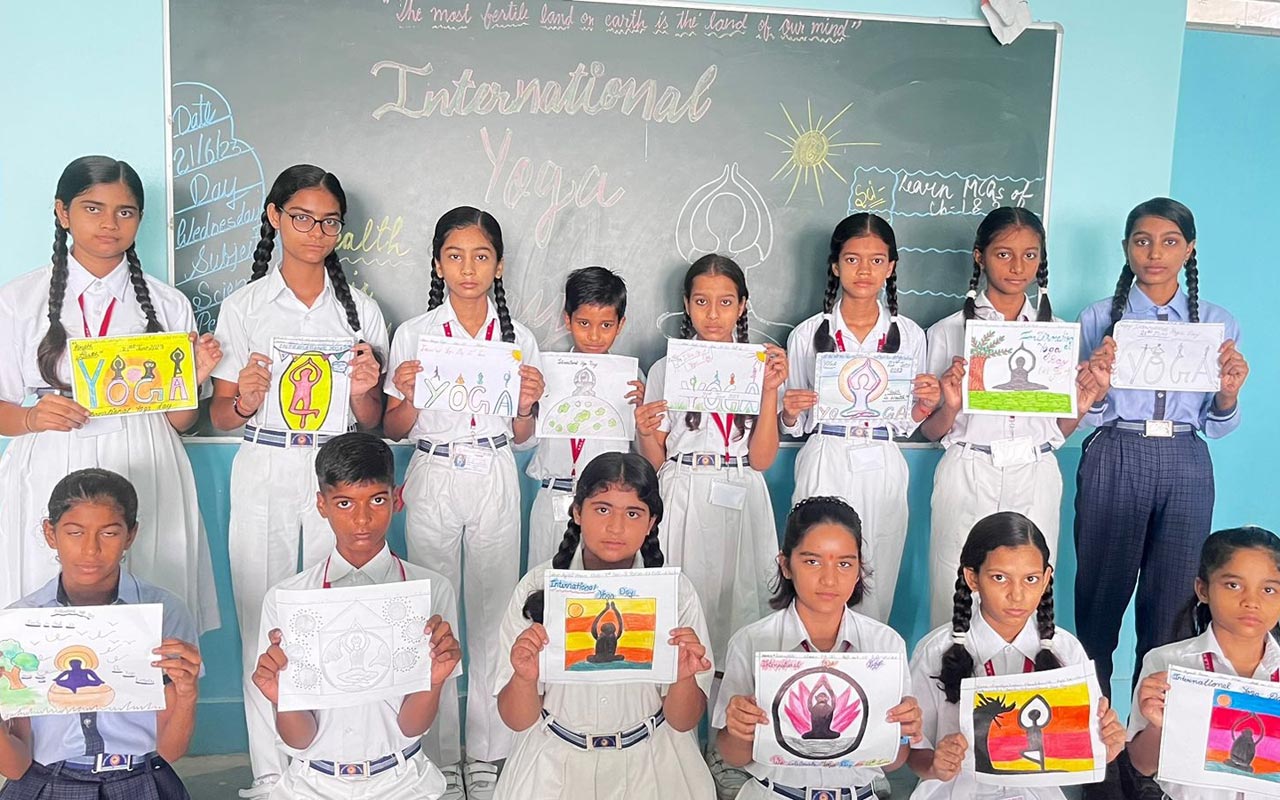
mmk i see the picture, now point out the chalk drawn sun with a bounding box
[766,101,879,205]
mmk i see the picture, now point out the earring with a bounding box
[54,554,61,563]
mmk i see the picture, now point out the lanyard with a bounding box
[1202,652,1280,682]
[984,656,1035,677]
[442,319,497,427]
[569,438,586,477]
[77,293,116,338]
[322,554,407,589]
[711,413,735,458]
[832,320,886,354]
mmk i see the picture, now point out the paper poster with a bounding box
[959,661,1107,786]
[1111,320,1223,393]
[275,580,434,712]
[540,568,681,685]
[962,321,1080,418]
[414,335,524,418]
[1160,665,1280,794]
[815,352,915,426]
[537,352,638,441]
[753,651,905,769]
[262,336,356,434]
[662,339,766,415]
[68,332,198,417]
[0,604,165,718]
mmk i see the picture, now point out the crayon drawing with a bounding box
[815,352,914,427]
[69,332,198,417]
[264,336,356,434]
[564,597,657,672]
[1203,689,1280,782]
[1112,320,1223,393]
[962,321,1080,418]
[537,353,638,441]
[414,335,523,418]
[663,339,766,415]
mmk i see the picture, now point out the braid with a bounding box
[427,270,445,310]
[1103,264,1135,337]
[1034,255,1053,322]
[882,273,901,353]
[125,246,163,333]
[734,307,749,344]
[962,259,983,320]
[1185,250,1200,323]
[679,311,701,431]
[521,519,584,623]
[639,529,665,567]
[492,276,515,343]
[812,271,840,353]
[324,253,362,332]
[249,211,275,282]
[1033,578,1063,671]
[37,221,72,390]
[935,572,976,704]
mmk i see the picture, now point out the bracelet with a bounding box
[22,406,34,434]
[516,410,534,419]
[232,394,255,420]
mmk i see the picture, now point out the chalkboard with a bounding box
[166,0,1060,367]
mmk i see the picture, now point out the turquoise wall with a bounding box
[0,0,1198,753]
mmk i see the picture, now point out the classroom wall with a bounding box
[0,0,1189,753]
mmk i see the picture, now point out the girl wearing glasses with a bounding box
[208,164,389,799]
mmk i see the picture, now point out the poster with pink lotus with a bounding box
[753,651,905,768]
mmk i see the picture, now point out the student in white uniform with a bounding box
[208,165,389,798]
[249,433,462,800]
[714,496,924,800]
[920,208,1106,626]
[782,214,941,622]
[0,156,220,635]
[525,266,644,569]
[1127,526,1280,800]
[907,511,1125,800]
[493,452,716,800]
[384,207,544,796]
[0,468,203,800]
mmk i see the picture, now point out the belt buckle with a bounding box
[93,754,132,773]
[691,453,719,471]
[806,790,840,800]
[288,432,316,448]
[851,426,870,438]
[588,733,621,750]
[1143,420,1174,438]
[336,760,371,779]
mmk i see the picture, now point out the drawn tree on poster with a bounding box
[0,639,39,690]
[973,693,1017,774]
[968,332,1011,392]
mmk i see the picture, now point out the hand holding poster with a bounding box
[962,321,1080,418]
[753,651,905,769]
[414,335,524,417]
[69,332,198,417]
[815,352,915,428]
[263,336,356,434]
[540,568,681,685]
[1111,320,1223,392]
[663,339,766,415]
[959,661,1107,786]
[537,352,639,440]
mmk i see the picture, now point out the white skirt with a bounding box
[0,414,220,632]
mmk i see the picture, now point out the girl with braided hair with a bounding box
[1073,198,1250,705]
[383,206,544,794]
[207,164,389,798]
[495,452,715,800]
[781,213,941,623]
[906,511,1125,799]
[0,155,221,634]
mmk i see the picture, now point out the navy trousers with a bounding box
[1073,426,1215,698]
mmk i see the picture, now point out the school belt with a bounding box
[960,441,1054,455]
[755,777,875,800]
[541,477,575,492]
[817,424,891,440]
[243,424,339,449]
[540,708,665,750]
[669,453,750,468]
[306,741,421,778]
[415,435,510,456]
[60,752,161,774]
[1111,420,1196,436]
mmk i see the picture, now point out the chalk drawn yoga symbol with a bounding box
[771,665,868,760]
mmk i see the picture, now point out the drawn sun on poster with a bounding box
[766,100,879,205]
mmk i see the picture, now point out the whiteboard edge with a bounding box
[163,0,176,285]
[574,0,1059,30]
[1041,21,1064,228]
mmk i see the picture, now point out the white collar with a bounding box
[1198,623,1280,678]
[263,265,333,306]
[66,253,132,303]
[568,546,645,570]
[975,291,1037,323]
[829,299,890,349]
[968,598,1043,666]
[324,544,396,584]
[782,602,858,652]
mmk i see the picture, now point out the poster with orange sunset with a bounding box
[541,568,681,684]
[960,662,1107,786]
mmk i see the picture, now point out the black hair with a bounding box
[315,431,395,490]
[564,266,627,318]
[1105,197,1200,337]
[39,156,162,391]
[813,214,902,354]
[963,207,1053,323]
[770,496,868,611]
[936,512,1060,704]
[248,165,361,333]
[522,453,665,623]
[47,468,139,531]
[1185,526,1280,637]
[428,206,515,344]
[679,253,749,435]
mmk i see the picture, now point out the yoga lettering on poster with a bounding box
[814,352,915,426]
[68,332,198,417]
[1111,320,1223,393]
[662,339,766,415]
[414,335,523,417]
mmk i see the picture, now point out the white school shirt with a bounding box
[645,354,781,460]
[909,605,1090,800]
[209,267,389,429]
[782,303,928,437]
[384,297,542,443]
[925,293,1066,449]
[524,357,644,481]
[0,256,198,401]
[258,544,461,762]
[711,603,916,789]
[1128,624,1280,800]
